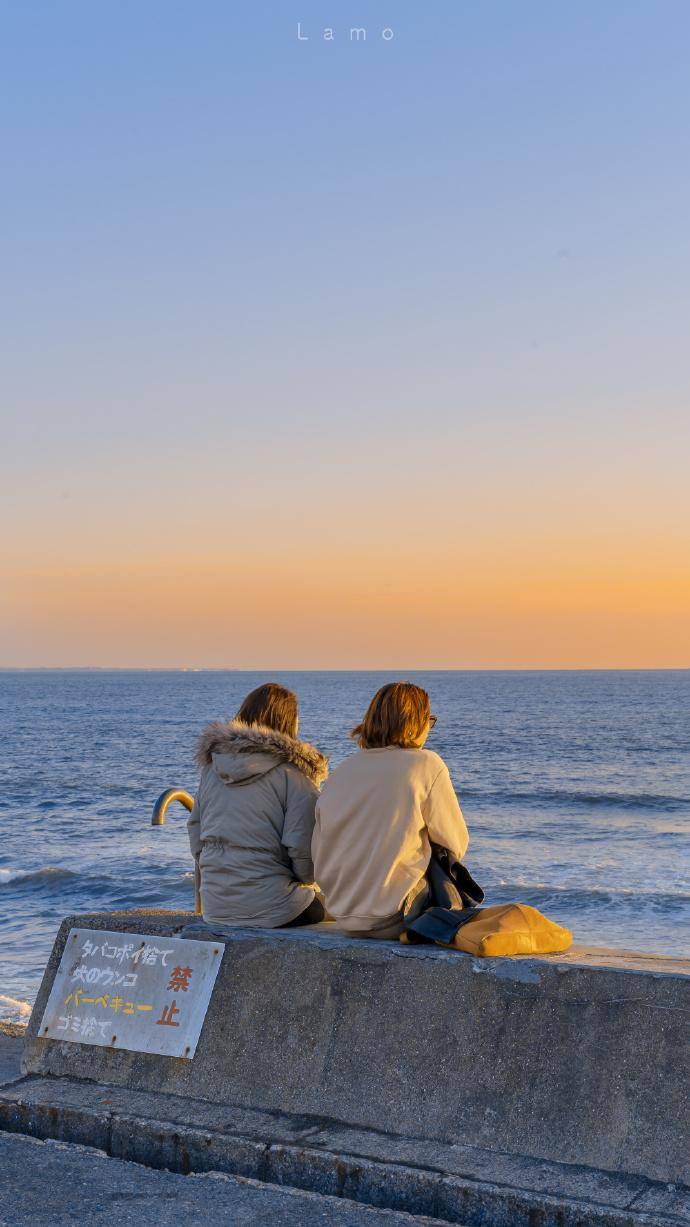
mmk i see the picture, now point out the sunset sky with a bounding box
[2,1,689,668]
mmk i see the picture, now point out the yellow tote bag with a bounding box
[448,903,572,957]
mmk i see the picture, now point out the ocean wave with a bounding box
[0,866,78,886]
[488,881,690,910]
[0,994,32,1020]
[462,789,689,813]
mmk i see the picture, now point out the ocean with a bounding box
[1,669,688,1024]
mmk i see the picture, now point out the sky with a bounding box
[1,0,689,668]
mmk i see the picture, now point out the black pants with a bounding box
[284,897,325,927]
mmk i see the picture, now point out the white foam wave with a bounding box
[0,994,32,1019]
[0,866,75,885]
[0,868,23,884]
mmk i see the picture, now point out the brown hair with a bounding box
[352,681,431,749]
[236,683,299,739]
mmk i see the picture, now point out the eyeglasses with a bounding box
[428,715,437,729]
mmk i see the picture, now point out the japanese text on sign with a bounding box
[39,929,224,1058]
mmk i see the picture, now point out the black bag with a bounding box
[428,843,484,910]
[403,843,484,942]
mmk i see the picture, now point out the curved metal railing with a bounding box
[151,788,201,914]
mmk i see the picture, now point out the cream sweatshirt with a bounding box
[312,746,469,931]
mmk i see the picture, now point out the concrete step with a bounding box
[1,1074,687,1227]
[0,1130,451,1226]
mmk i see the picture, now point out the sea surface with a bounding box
[1,670,689,1023]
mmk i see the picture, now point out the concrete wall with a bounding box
[0,1025,23,1087]
[23,909,690,1187]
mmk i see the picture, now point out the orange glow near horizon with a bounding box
[3,424,689,668]
[4,534,689,668]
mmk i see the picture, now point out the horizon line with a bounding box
[1,666,688,674]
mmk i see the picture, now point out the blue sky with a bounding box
[2,1,689,666]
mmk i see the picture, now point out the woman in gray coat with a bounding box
[188,684,329,927]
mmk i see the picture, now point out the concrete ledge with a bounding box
[1,1075,687,1226]
[0,1130,457,1227]
[0,1026,24,1087]
[20,910,690,1191]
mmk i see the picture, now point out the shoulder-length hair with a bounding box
[352,681,430,749]
[236,683,298,739]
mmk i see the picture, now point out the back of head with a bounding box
[352,681,430,749]
[236,683,298,740]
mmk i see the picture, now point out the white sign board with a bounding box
[39,928,224,1058]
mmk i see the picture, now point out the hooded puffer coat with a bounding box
[188,721,329,927]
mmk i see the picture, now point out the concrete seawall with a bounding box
[2,909,688,1226]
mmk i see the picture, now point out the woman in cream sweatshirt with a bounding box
[312,681,468,938]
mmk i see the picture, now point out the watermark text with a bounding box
[296,23,394,43]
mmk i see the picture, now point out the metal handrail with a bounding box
[151,788,201,915]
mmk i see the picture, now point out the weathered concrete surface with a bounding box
[21,909,690,1189]
[0,1026,23,1087]
[1,1074,687,1226]
[0,1130,452,1226]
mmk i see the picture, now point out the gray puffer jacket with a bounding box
[188,721,329,927]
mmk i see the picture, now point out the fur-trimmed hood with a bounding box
[195,720,329,788]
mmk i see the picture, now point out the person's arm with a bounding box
[187,792,202,859]
[311,800,322,868]
[282,770,319,884]
[422,763,469,862]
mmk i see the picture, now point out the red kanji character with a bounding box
[167,966,193,993]
[155,1001,181,1028]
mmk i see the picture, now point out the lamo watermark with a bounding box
[296,23,394,42]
